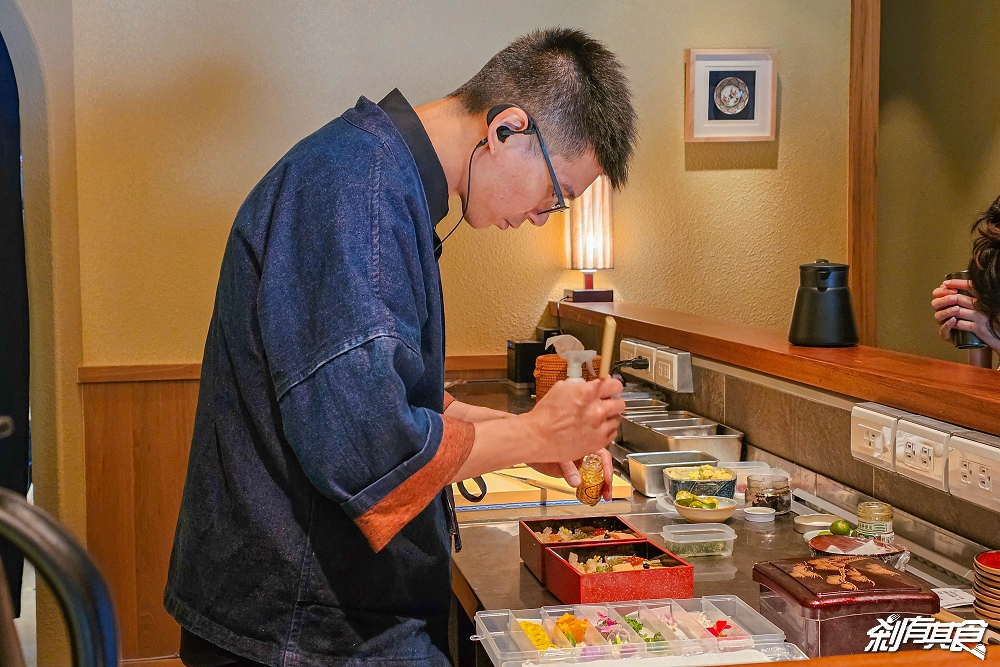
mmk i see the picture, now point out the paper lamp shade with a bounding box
[565,175,613,270]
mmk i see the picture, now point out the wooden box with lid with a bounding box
[752,556,940,657]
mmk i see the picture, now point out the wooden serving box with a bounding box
[753,556,940,657]
[518,516,646,583]
[543,541,694,604]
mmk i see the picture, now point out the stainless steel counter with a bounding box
[443,380,986,665]
[451,494,812,615]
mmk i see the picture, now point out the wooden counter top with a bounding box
[548,301,1000,436]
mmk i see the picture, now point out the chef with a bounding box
[165,28,638,667]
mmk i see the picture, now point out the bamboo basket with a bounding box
[533,354,602,402]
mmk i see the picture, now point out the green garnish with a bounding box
[624,617,664,643]
[564,632,576,647]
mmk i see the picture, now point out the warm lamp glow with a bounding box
[565,175,613,271]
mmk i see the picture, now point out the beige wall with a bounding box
[5,1,850,663]
[72,0,851,364]
[879,1,1000,362]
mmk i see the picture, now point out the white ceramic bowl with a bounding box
[673,496,737,523]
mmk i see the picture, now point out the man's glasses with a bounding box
[496,114,569,216]
[531,125,570,216]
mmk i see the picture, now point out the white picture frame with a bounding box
[685,49,777,142]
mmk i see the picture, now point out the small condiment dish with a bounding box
[673,496,737,523]
[975,550,1000,576]
[802,529,833,543]
[742,506,776,523]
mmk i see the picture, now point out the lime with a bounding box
[830,520,851,536]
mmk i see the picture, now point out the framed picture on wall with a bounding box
[685,49,777,142]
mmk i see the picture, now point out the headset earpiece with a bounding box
[486,103,535,144]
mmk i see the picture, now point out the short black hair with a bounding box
[970,195,1000,338]
[450,27,637,190]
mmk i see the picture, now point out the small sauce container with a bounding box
[856,501,894,543]
[745,475,791,515]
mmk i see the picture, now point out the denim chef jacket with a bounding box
[164,90,475,667]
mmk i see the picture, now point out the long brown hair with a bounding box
[969,195,1000,338]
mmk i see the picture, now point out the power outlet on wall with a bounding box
[652,346,693,393]
[850,404,906,471]
[894,418,951,491]
[948,431,1000,512]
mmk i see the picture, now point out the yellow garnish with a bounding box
[519,620,555,650]
[555,613,588,644]
[667,465,734,481]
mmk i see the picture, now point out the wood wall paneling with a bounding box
[848,0,880,346]
[83,379,197,660]
[79,364,201,384]
[444,354,507,381]
[83,381,140,657]
[79,355,503,660]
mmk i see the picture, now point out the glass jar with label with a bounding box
[856,501,894,543]
[746,474,792,515]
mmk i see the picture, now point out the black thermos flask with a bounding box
[788,259,860,347]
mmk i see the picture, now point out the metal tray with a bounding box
[622,421,743,463]
[624,410,700,421]
[623,398,669,412]
[627,451,718,497]
[631,418,718,437]
[621,418,716,444]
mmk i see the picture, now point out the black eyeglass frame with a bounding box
[529,124,570,216]
[495,112,569,216]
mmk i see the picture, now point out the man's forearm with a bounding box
[443,398,513,423]
[449,415,540,483]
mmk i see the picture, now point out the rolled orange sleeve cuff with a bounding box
[354,415,475,552]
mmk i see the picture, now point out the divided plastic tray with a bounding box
[473,595,802,666]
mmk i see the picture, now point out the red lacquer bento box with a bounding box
[543,541,695,604]
[518,516,646,583]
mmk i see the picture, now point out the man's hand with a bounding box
[520,376,623,502]
[528,447,615,501]
[450,376,624,492]
[932,279,1000,353]
[521,376,624,457]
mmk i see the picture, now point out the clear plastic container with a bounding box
[715,461,772,494]
[473,596,792,665]
[660,523,737,558]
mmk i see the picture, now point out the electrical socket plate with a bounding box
[619,338,655,383]
[619,339,637,363]
[894,417,953,491]
[948,431,1000,512]
[632,342,657,383]
[652,346,693,393]
[850,403,906,471]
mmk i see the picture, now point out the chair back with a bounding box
[0,488,119,667]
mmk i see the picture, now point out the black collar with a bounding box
[378,89,450,228]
